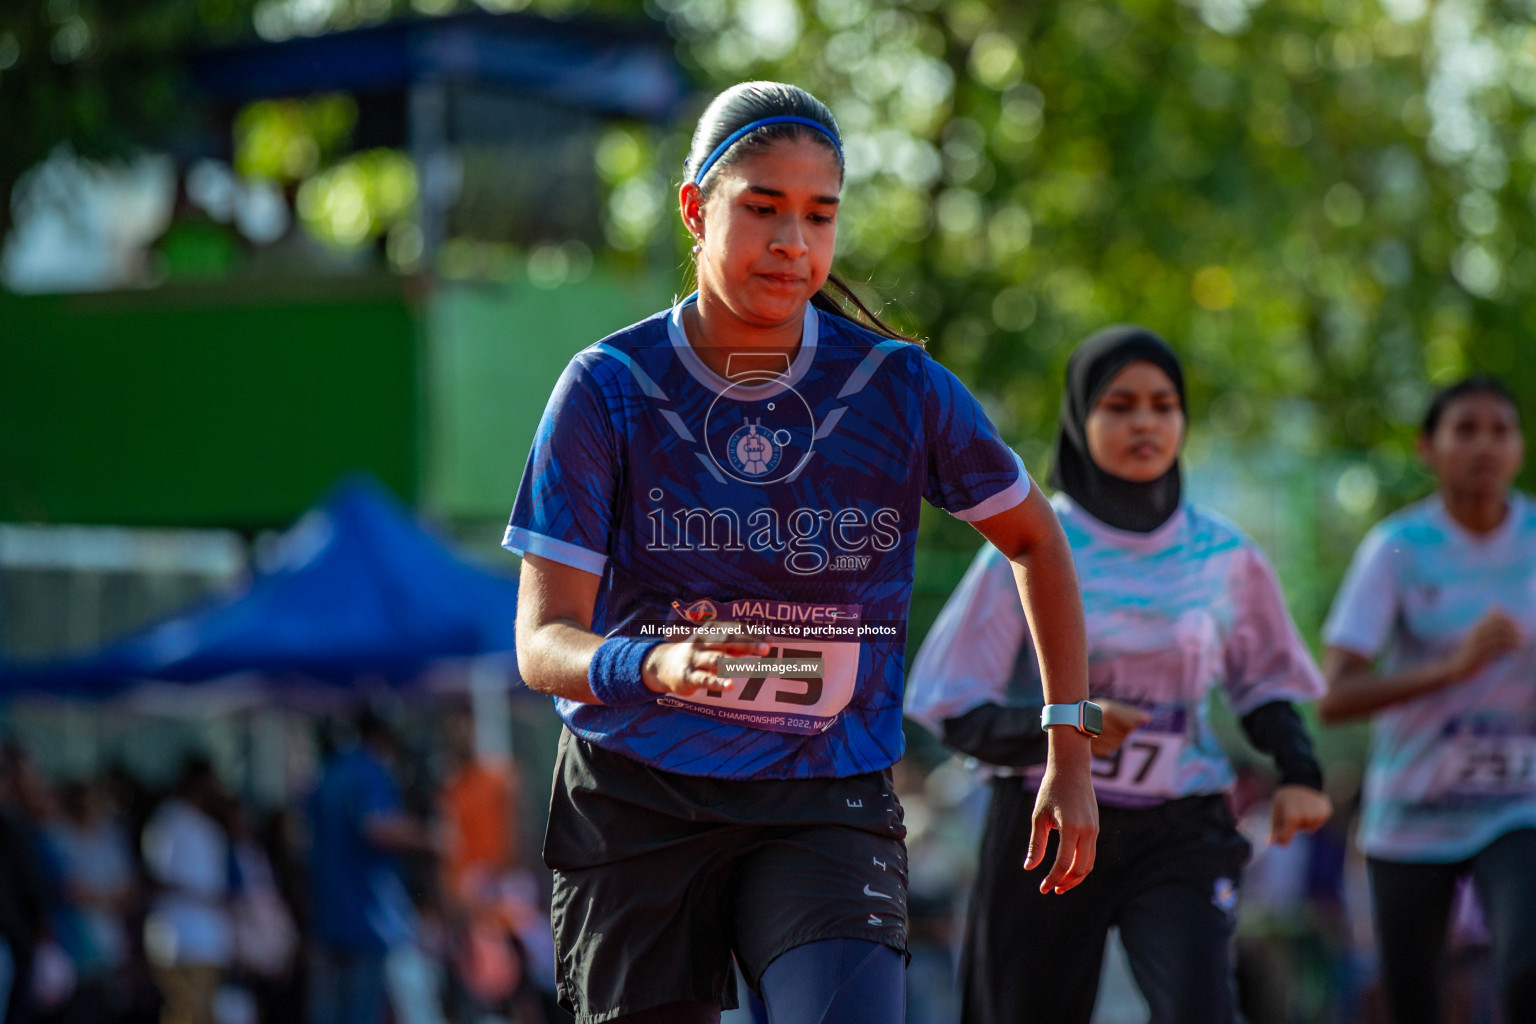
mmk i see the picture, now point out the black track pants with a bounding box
[1368,827,1536,1024]
[961,780,1251,1024]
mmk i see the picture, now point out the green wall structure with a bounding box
[1,277,421,529]
[0,268,676,531]
[421,270,676,524]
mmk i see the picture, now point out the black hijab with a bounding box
[1048,325,1186,533]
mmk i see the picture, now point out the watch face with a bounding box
[1082,701,1104,736]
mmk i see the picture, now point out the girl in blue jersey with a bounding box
[507,82,1098,1024]
[1319,376,1536,1024]
[907,327,1333,1024]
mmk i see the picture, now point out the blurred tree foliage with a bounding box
[646,0,1536,475]
[4,0,1534,506]
[0,0,241,240]
[636,0,1536,629]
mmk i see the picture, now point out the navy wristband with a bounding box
[588,636,666,706]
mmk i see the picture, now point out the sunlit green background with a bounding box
[4,0,1533,663]
[5,10,1529,1018]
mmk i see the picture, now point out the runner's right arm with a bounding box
[516,553,770,703]
[509,356,768,705]
[1318,524,1523,723]
[1321,614,1524,723]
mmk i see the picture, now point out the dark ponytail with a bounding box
[810,275,922,345]
[685,81,921,345]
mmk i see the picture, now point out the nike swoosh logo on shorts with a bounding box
[863,884,892,899]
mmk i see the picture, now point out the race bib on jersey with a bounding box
[1427,719,1536,800]
[655,598,863,735]
[1087,704,1189,805]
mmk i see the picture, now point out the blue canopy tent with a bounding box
[0,477,523,700]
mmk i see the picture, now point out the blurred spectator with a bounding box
[1233,765,1373,1024]
[437,710,555,1023]
[1234,769,1313,1024]
[8,747,85,1019]
[306,709,436,1024]
[142,758,230,1024]
[141,757,233,1024]
[225,803,297,1024]
[0,743,49,1024]
[47,779,139,1021]
[104,764,156,855]
[440,711,522,910]
[891,757,969,1024]
[50,781,137,972]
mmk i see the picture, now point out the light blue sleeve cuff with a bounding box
[502,526,607,576]
[951,450,1032,523]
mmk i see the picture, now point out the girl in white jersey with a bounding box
[907,326,1332,1024]
[1320,376,1536,1024]
[510,82,1098,1024]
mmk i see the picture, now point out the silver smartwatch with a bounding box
[1040,701,1104,737]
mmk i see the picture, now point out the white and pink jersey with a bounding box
[1324,494,1536,862]
[907,495,1325,808]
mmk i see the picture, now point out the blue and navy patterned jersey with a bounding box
[505,297,1029,780]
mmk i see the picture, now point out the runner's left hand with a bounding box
[1270,785,1332,846]
[1026,732,1099,894]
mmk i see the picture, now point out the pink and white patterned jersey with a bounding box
[907,495,1325,808]
[1324,493,1536,862]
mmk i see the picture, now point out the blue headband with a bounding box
[691,115,844,185]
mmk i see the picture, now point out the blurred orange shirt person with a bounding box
[441,756,522,899]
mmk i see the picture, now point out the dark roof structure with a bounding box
[188,10,691,123]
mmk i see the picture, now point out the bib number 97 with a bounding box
[1091,741,1163,785]
[1086,731,1183,798]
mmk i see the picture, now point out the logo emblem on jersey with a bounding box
[727,419,783,478]
[672,599,719,623]
[704,375,816,485]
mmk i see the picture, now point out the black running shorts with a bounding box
[544,730,909,1024]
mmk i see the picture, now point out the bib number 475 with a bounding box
[705,646,824,706]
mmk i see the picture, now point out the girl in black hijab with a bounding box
[908,326,1332,1023]
[1049,324,1185,533]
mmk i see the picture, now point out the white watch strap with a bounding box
[1040,703,1080,730]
